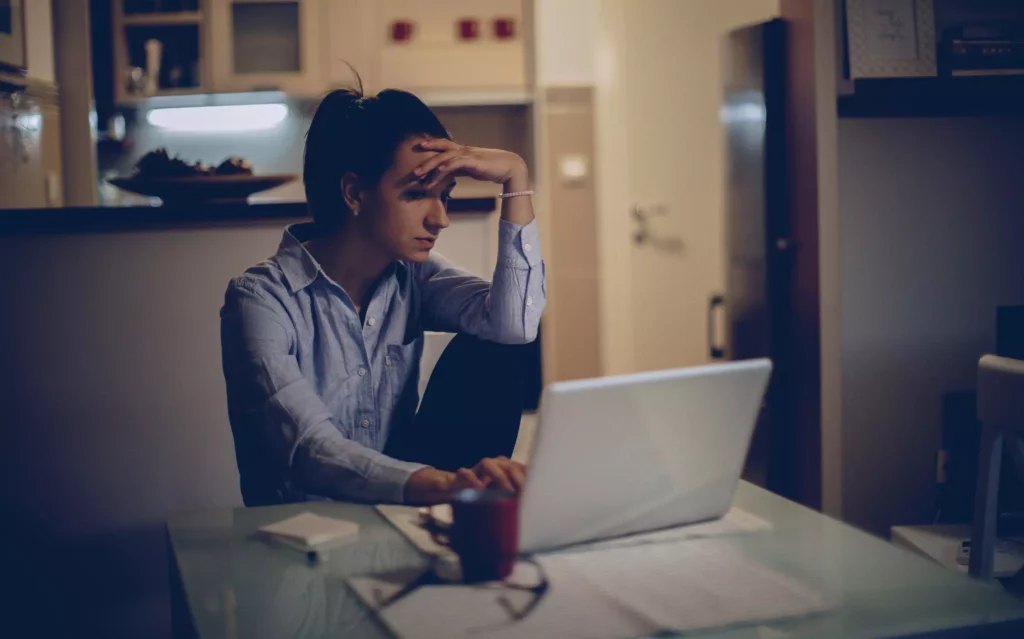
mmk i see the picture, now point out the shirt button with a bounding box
[523,243,532,252]
[367,317,376,326]
[360,419,370,428]
[358,367,367,377]
[526,296,534,307]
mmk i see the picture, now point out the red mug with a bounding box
[433,488,519,583]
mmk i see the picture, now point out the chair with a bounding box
[969,355,1024,580]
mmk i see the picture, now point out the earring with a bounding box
[352,208,359,217]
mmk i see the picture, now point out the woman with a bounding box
[220,87,545,506]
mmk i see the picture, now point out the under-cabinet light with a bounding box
[146,103,288,133]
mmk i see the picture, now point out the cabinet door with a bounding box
[209,0,323,94]
[321,0,377,92]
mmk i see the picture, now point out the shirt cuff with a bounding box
[367,458,427,504]
[498,218,542,268]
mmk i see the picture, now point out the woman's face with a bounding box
[356,135,454,263]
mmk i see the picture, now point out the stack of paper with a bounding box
[258,512,359,553]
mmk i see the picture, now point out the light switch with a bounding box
[558,154,589,185]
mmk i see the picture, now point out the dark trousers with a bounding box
[384,334,530,472]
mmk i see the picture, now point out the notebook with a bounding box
[258,512,359,552]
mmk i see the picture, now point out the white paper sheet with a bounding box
[572,507,771,552]
[376,504,771,559]
[350,538,834,639]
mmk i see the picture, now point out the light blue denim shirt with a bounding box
[221,219,545,505]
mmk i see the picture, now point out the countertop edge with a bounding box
[0,197,497,236]
[0,202,311,236]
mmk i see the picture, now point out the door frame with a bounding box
[592,0,782,377]
[591,0,833,511]
[593,0,638,376]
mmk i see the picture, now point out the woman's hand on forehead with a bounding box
[412,139,527,190]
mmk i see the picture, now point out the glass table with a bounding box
[167,482,1024,638]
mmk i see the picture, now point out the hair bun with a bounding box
[320,88,364,111]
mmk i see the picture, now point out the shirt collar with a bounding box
[275,222,406,295]
[276,222,325,294]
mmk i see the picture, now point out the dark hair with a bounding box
[303,83,451,229]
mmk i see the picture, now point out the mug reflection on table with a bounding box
[370,490,549,630]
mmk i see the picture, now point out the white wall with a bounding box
[24,0,55,84]
[838,117,1024,535]
[53,0,99,206]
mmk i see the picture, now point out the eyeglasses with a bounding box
[368,556,549,633]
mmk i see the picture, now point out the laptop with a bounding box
[518,358,772,553]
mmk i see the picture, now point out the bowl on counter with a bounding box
[108,174,296,205]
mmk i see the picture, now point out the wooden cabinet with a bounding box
[110,0,531,102]
[320,0,376,91]
[112,0,210,102]
[208,0,323,94]
[322,0,528,97]
[376,0,526,92]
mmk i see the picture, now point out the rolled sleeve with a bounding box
[498,218,543,268]
[494,219,546,342]
[418,218,547,344]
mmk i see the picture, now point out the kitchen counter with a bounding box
[0,201,310,236]
[0,198,496,236]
